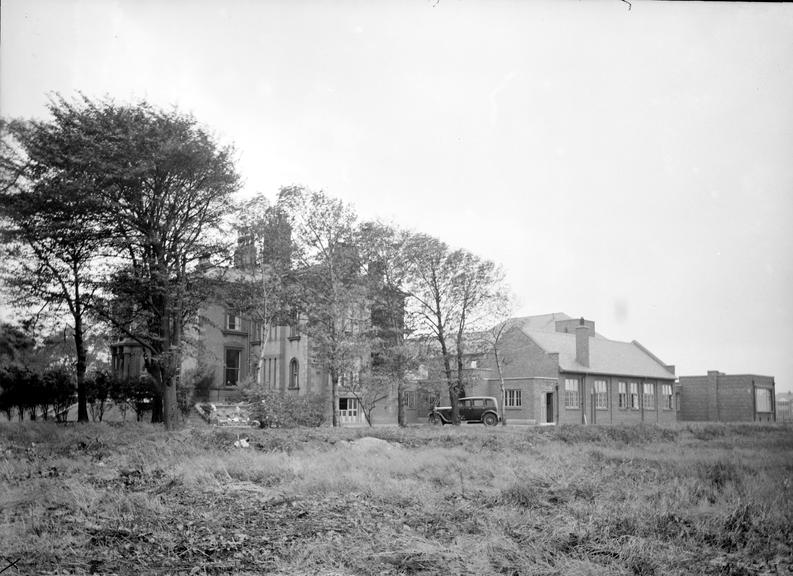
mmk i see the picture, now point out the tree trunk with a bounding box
[331,370,339,427]
[397,380,406,427]
[73,314,89,423]
[494,346,507,426]
[162,379,179,430]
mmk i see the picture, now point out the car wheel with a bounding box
[429,414,442,425]
[482,412,498,426]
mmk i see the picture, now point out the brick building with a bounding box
[677,371,776,422]
[421,313,678,426]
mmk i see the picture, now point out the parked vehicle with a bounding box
[428,396,501,426]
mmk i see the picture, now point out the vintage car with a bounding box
[428,396,501,426]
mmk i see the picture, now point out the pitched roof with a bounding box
[506,312,572,332]
[523,327,676,380]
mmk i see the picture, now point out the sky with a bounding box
[2,0,793,392]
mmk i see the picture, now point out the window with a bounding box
[225,348,241,386]
[339,397,358,416]
[505,389,522,408]
[289,358,299,389]
[629,382,639,409]
[225,313,240,331]
[401,390,417,409]
[470,360,478,369]
[643,383,655,410]
[661,384,673,410]
[564,379,580,409]
[618,381,627,409]
[756,388,772,413]
[594,380,608,410]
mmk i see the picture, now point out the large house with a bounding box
[423,313,678,426]
[677,372,776,422]
[112,239,416,426]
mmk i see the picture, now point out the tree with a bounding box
[276,186,368,427]
[403,234,506,425]
[357,221,417,427]
[51,96,241,430]
[228,192,293,388]
[470,298,515,426]
[0,114,108,422]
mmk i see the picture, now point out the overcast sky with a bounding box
[2,0,792,392]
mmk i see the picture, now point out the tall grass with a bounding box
[1,421,791,575]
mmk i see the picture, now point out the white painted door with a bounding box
[339,398,361,424]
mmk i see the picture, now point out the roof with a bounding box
[523,328,676,381]
[506,312,572,332]
[507,312,605,339]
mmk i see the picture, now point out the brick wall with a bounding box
[678,373,776,422]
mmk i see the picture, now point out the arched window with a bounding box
[289,358,299,390]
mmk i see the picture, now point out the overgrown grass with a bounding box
[1,421,791,575]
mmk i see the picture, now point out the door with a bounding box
[545,392,554,423]
[339,397,360,424]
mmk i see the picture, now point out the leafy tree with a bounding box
[0,112,109,422]
[276,186,368,427]
[0,321,36,368]
[228,192,293,387]
[357,221,419,426]
[403,234,507,424]
[28,96,241,430]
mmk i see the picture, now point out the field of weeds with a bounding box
[1,422,791,576]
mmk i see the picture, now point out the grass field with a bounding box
[1,422,791,575]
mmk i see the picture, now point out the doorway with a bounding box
[545,392,554,423]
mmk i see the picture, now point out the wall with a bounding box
[558,373,677,426]
[678,372,776,422]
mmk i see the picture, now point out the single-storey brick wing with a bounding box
[447,313,678,425]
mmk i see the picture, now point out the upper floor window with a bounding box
[289,358,299,389]
[225,313,241,331]
[643,383,655,410]
[756,388,772,413]
[564,379,580,409]
[594,380,608,410]
[505,389,522,408]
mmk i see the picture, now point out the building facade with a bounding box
[677,371,776,422]
[423,313,678,426]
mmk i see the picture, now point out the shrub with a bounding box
[85,371,112,422]
[247,390,327,428]
[41,367,76,422]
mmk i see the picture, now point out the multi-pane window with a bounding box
[225,348,241,386]
[643,383,655,410]
[756,388,772,413]
[505,389,522,408]
[225,313,240,331]
[564,379,580,409]
[629,382,639,409]
[661,384,673,410]
[401,390,417,409]
[618,381,627,409]
[289,358,299,389]
[594,380,608,410]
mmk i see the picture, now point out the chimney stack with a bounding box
[576,317,590,367]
